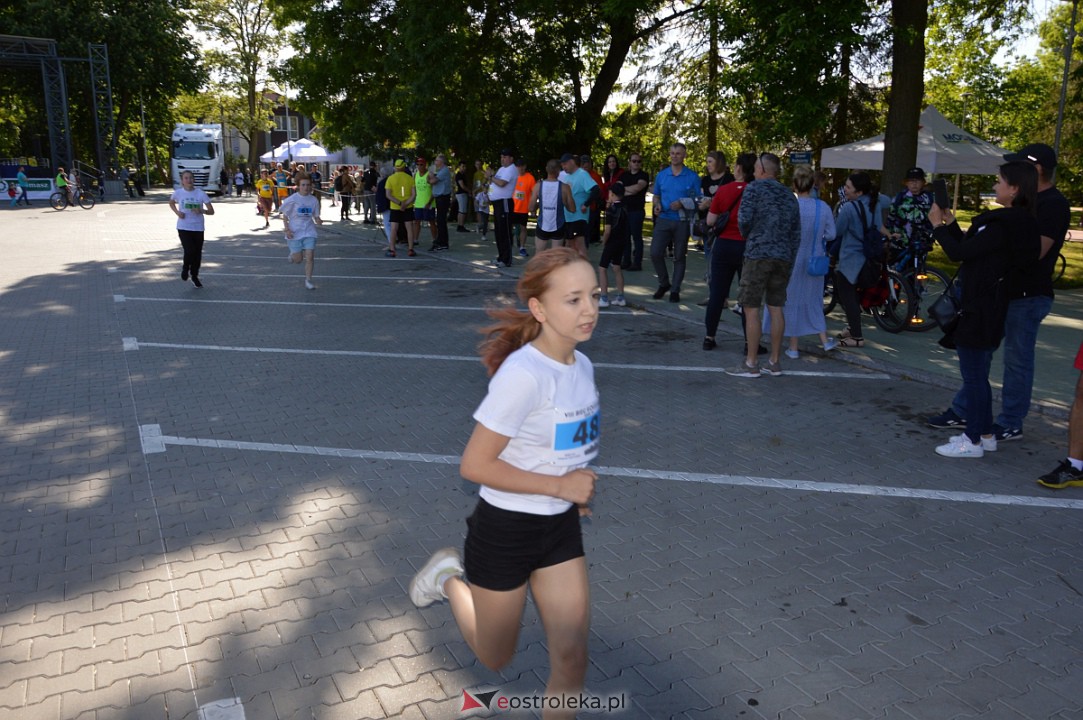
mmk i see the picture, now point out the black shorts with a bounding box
[389,208,412,224]
[565,220,588,239]
[511,212,529,227]
[598,234,629,268]
[535,227,566,242]
[464,499,584,591]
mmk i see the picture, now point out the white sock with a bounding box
[1069,457,1083,471]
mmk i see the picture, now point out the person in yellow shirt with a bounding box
[385,159,417,257]
[254,169,276,228]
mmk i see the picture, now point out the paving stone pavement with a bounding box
[1,193,1082,720]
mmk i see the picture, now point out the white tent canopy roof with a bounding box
[257,136,316,161]
[820,106,1010,175]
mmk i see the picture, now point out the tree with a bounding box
[272,0,707,163]
[190,0,281,170]
[0,0,204,171]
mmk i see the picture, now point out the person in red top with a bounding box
[600,154,624,197]
[702,152,756,351]
[511,158,536,258]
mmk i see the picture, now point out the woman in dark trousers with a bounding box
[929,160,1040,458]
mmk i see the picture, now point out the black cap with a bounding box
[1004,143,1057,169]
[500,148,514,157]
[579,154,591,165]
[515,158,527,167]
[559,152,576,164]
[609,182,625,198]
[905,167,926,180]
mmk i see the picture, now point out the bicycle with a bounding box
[821,259,915,334]
[887,236,949,332]
[50,188,96,211]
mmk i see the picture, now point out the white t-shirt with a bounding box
[171,187,212,231]
[488,164,519,202]
[473,343,600,515]
[280,192,321,238]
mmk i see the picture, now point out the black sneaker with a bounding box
[181,268,189,281]
[1037,459,1083,489]
[652,285,671,300]
[191,276,203,288]
[669,291,680,303]
[702,337,716,351]
[992,424,1023,442]
[927,408,965,429]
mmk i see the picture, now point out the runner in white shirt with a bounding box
[168,170,215,288]
[410,248,602,715]
[279,177,323,290]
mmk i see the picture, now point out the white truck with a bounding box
[171,123,226,194]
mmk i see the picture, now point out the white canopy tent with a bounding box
[259,137,318,163]
[820,106,1010,175]
[292,142,340,164]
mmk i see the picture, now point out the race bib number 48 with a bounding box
[553,407,600,464]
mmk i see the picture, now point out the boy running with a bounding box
[597,183,629,308]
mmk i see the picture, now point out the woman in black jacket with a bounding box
[929,161,1040,458]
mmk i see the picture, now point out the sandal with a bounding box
[837,336,865,348]
[837,329,853,340]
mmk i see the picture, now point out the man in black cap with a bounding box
[488,149,519,267]
[886,167,934,270]
[928,143,1071,446]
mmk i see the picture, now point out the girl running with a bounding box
[410,247,601,718]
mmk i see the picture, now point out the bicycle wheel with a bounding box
[906,267,949,332]
[872,268,915,333]
[78,191,95,209]
[822,270,838,315]
[1053,253,1067,284]
[49,192,66,211]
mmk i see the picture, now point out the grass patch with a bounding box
[926,208,1083,289]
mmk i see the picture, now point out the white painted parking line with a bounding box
[107,269,511,282]
[198,697,246,720]
[123,339,889,378]
[198,253,435,261]
[138,425,1083,510]
[116,295,488,311]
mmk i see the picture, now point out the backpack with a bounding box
[855,198,885,262]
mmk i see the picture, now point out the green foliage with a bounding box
[0,0,203,169]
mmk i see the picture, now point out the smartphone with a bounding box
[932,178,949,209]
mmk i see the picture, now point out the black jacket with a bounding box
[932,206,1040,349]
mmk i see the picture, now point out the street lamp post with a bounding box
[952,92,971,213]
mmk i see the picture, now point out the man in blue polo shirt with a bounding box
[650,142,701,303]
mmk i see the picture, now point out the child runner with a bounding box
[597,183,629,308]
[474,182,490,241]
[254,169,275,228]
[530,158,575,255]
[410,248,601,718]
[280,177,323,290]
[168,170,214,288]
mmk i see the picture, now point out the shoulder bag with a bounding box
[806,201,830,276]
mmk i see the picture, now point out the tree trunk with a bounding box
[882,0,928,193]
[707,4,719,150]
[571,14,636,153]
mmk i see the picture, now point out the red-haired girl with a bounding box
[410,247,601,717]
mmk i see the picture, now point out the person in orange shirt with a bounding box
[511,158,537,258]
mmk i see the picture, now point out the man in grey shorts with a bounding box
[726,152,801,377]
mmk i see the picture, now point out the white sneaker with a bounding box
[409,547,464,607]
[935,434,985,458]
[823,338,838,352]
[305,279,315,290]
[611,294,627,307]
[598,295,610,308]
[980,434,997,452]
[785,349,800,360]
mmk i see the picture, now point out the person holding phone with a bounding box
[927,161,1041,459]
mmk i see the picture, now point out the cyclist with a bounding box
[55,167,69,206]
[886,167,934,260]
